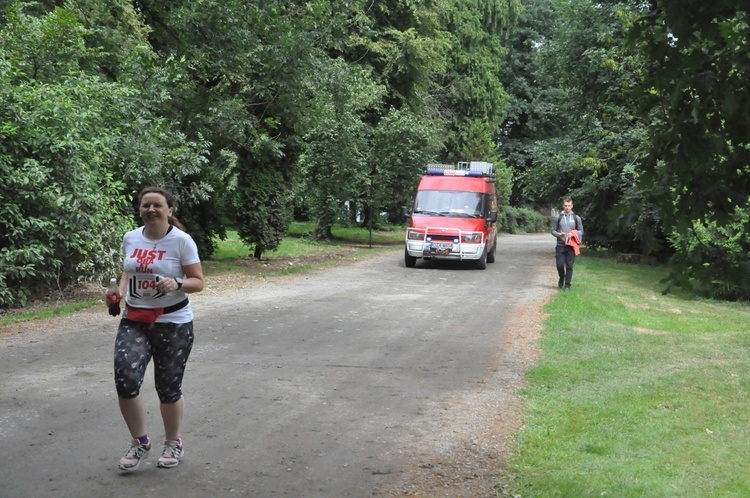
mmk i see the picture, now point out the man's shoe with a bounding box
[564,286,571,292]
[119,438,151,472]
[157,439,184,469]
[558,277,564,289]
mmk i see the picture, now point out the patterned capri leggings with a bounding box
[114,319,194,404]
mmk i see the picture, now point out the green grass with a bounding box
[209,232,332,263]
[1,300,100,326]
[206,222,402,274]
[507,249,750,497]
[212,222,403,260]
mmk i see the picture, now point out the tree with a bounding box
[367,107,441,226]
[630,1,750,298]
[500,0,750,298]
[132,0,362,256]
[59,0,217,257]
[0,2,206,307]
[438,0,521,166]
[502,0,660,254]
[297,60,384,240]
[498,0,559,205]
[234,140,294,260]
[335,0,451,112]
[310,0,450,228]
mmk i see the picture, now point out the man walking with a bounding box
[552,198,583,291]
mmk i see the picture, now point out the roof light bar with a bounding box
[424,161,495,177]
[425,169,484,177]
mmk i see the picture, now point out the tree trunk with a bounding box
[359,202,372,228]
[312,218,333,241]
[348,200,358,225]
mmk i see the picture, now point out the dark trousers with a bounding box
[555,244,576,288]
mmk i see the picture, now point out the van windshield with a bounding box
[413,190,484,218]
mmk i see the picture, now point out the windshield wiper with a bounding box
[414,210,449,216]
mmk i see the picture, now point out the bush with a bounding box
[498,206,550,234]
[667,205,750,301]
[0,8,208,308]
[0,75,136,308]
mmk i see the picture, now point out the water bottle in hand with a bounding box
[106,278,121,316]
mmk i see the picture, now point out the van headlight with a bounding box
[408,230,425,240]
[463,233,481,243]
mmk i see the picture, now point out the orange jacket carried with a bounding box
[565,229,582,256]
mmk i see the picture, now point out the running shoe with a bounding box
[118,438,151,472]
[157,439,184,468]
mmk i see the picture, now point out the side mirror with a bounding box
[488,211,498,223]
[401,206,410,218]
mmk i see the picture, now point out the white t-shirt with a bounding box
[121,225,200,324]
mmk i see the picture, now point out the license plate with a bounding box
[430,242,454,255]
[431,242,453,250]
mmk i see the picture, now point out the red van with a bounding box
[403,162,498,269]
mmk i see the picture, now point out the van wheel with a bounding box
[487,238,496,263]
[405,249,417,268]
[475,248,487,270]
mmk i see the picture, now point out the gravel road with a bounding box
[0,234,554,498]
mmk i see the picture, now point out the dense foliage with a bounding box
[0,0,519,307]
[500,0,750,300]
[630,1,750,298]
[0,3,207,306]
[1,0,749,306]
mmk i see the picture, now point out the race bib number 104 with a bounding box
[129,274,165,299]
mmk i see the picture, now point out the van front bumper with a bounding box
[405,241,484,261]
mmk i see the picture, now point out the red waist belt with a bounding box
[125,298,189,324]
